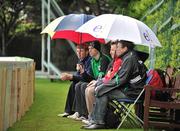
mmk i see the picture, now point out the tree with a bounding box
[59,0,132,15]
[125,0,180,68]
[0,0,29,55]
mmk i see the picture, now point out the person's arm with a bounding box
[60,73,73,81]
[95,56,133,97]
[98,55,111,78]
[72,72,82,81]
[73,58,93,82]
[81,65,94,82]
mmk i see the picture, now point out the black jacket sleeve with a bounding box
[98,55,111,78]
[81,66,94,82]
[95,55,133,97]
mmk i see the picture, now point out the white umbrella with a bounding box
[76,14,161,47]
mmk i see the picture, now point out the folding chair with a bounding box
[113,89,145,129]
[112,73,153,129]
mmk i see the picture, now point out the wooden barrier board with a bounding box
[0,60,35,131]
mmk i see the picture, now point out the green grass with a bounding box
[8,79,143,131]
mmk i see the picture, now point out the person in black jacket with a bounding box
[83,40,147,129]
[84,41,121,122]
[58,44,91,117]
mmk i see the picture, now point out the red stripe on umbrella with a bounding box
[52,30,105,44]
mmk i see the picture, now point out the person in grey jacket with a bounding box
[83,40,147,129]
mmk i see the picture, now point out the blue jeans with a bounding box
[91,89,128,124]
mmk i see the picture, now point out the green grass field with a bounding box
[8,79,143,131]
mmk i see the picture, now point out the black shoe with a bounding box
[83,124,105,130]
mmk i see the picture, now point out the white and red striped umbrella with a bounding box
[41,14,105,44]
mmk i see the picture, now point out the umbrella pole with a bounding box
[149,45,155,69]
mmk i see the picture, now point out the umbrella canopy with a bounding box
[41,16,65,38]
[76,14,161,47]
[41,14,105,44]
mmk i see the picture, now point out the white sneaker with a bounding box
[57,112,70,117]
[67,112,79,119]
[75,116,86,121]
[82,119,91,125]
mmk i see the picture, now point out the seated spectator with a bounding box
[67,41,111,120]
[84,41,122,123]
[57,44,91,117]
[83,40,147,129]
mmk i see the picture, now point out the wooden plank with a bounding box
[32,63,36,102]
[27,67,31,109]
[19,68,27,118]
[22,68,27,116]
[14,68,18,124]
[1,68,7,131]
[23,68,28,114]
[4,68,12,130]
[19,68,24,120]
[0,68,4,131]
[143,85,151,129]
[9,69,14,127]
[149,121,180,128]
[150,100,180,108]
[9,69,18,127]
[17,68,21,120]
[28,64,35,107]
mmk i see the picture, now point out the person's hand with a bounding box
[76,64,81,71]
[65,74,73,80]
[60,73,68,80]
[87,80,97,87]
[79,64,84,74]
[60,73,73,80]
[106,70,111,78]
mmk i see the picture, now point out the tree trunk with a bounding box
[2,32,6,56]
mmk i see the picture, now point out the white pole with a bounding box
[47,0,51,74]
[149,44,155,69]
[41,0,45,72]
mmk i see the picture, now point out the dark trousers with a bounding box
[64,81,77,114]
[73,81,88,117]
[92,89,127,124]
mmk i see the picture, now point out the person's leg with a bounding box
[64,81,77,113]
[58,81,76,117]
[72,82,89,121]
[78,82,88,117]
[84,89,127,129]
[67,82,83,119]
[73,82,88,118]
[85,85,95,115]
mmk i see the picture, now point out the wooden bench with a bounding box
[143,73,180,130]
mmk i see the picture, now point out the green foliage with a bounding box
[15,22,40,37]
[107,0,131,14]
[128,0,156,19]
[153,0,180,68]
[127,0,180,69]
[0,0,33,55]
[87,0,96,4]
